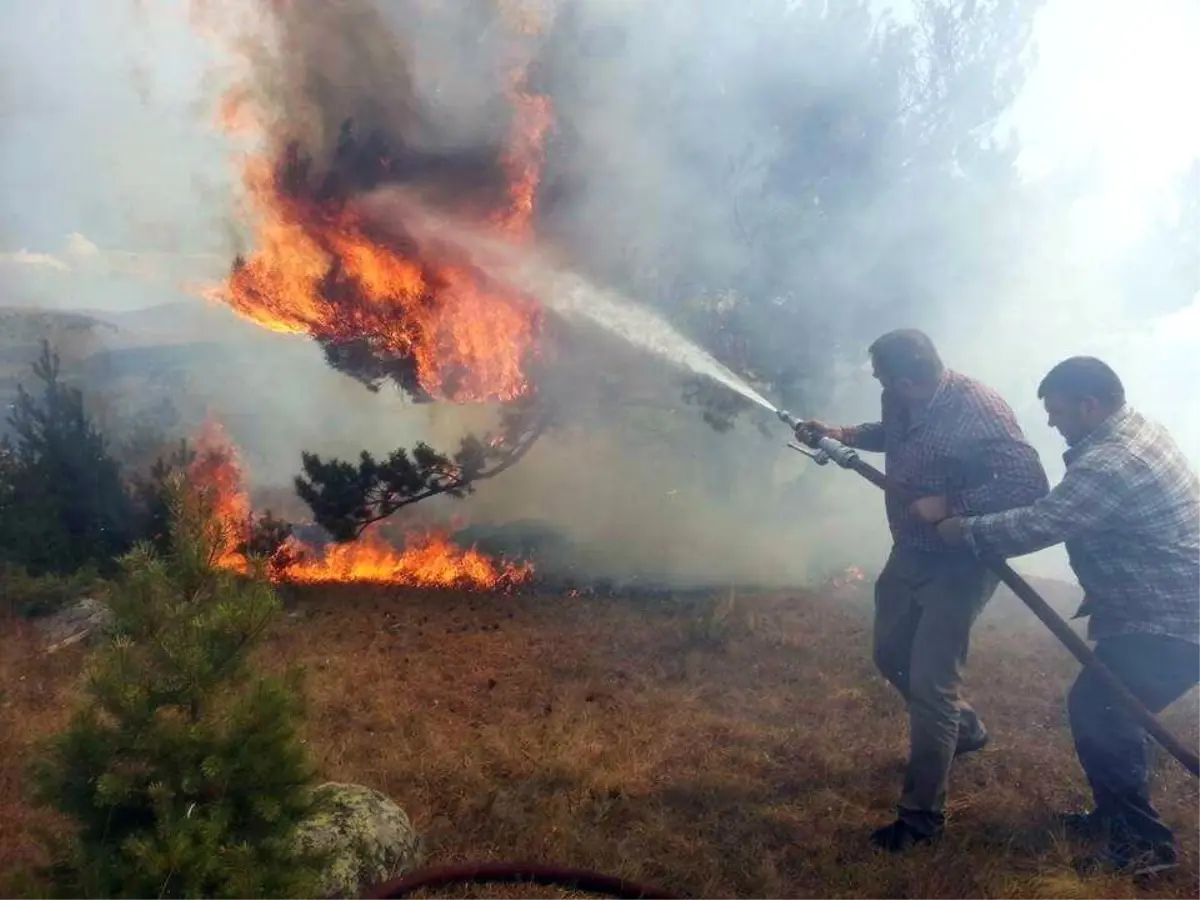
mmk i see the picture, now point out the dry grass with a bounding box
[2,578,1196,898]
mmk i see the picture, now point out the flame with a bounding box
[184,420,531,590]
[221,165,541,402]
[829,566,867,589]
[494,0,551,241]
[285,528,533,590]
[202,6,554,403]
[494,76,553,240]
[187,419,253,571]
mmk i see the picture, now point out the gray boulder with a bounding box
[37,597,113,653]
[296,782,422,899]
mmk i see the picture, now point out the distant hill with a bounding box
[0,307,122,400]
[0,303,427,491]
[0,307,119,365]
[0,303,272,444]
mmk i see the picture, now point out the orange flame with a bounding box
[829,566,867,589]
[221,169,541,402]
[285,528,533,590]
[188,419,253,571]
[203,8,554,404]
[494,77,553,240]
[184,420,531,590]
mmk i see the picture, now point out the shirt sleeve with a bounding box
[840,422,885,453]
[950,439,1050,515]
[963,459,1125,558]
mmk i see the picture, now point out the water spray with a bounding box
[775,406,1200,778]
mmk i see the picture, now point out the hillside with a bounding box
[3,579,1196,899]
[0,303,431,483]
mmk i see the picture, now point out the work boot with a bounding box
[869,818,941,853]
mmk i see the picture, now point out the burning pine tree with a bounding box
[186,420,533,591]
[197,0,559,542]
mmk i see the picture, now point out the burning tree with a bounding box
[195,0,1049,535]
[192,0,562,543]
[180,418,535,590]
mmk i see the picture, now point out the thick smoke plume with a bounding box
[179,0,1195,587]
[182,0,1027,585]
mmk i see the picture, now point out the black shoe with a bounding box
[1073,841,1177,878]
[869,818,941,853]
[954,729,989,758]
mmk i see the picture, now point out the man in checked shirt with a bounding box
[937,356,1199,873]
[800,329,1050,851]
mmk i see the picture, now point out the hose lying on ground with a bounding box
[364,861,682,899]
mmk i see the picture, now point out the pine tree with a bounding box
[295,393,548,540]
[30,474,326,899]
[0,340,135,575]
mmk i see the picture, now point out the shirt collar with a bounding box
[928,370,953,408]
[1063,404,1133,465]
[909,370,953,428]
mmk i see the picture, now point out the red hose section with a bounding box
[363,861,682,899]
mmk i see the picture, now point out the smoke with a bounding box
[3,0,1197,587]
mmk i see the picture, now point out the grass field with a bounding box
[2,576,1197,898]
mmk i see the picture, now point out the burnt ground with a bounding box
[2,575,1197,899]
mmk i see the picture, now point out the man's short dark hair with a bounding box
[868,329,945,385]
[1037,356,1126,410]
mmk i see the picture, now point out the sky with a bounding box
[1005,0,1200,250]
[0,2,222,253]
[1,0,1197,263]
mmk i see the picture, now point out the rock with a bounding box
[296,782,422,899]
[37,597,113,653]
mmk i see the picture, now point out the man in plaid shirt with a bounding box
[938,356,1200,873]
[799,329,1049,852]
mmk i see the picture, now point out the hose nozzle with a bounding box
[778,408,861,470]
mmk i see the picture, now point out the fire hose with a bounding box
[364,863,680,898]
[777,408,1200,778]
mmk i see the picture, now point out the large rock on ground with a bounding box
[296,782,422,899]
[36,597,113,652]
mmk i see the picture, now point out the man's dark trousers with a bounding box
[873,546,999,834]
[1069,633,1199,853]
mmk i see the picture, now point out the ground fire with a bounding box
[202,2,554,405]
[283,529,532,589]
[188,420,533,591]
[830,566,867,589]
